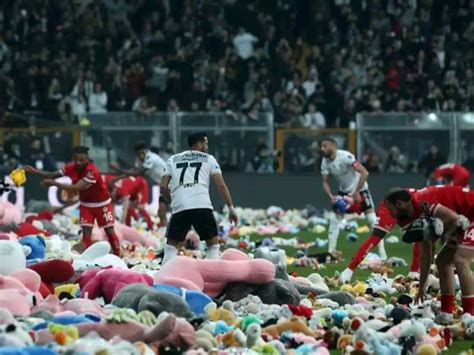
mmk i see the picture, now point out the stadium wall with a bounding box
[4,174,462,211]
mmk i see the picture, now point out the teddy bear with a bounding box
[262,316,317,338]
[111,283,192,318]
[153,248,275,297]
[32,294,105,317]
[76,267,154,304]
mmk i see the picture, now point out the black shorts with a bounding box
[333,189,375,213]
[165,208,218,242]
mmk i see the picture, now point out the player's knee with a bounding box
[206,236,219,246]
[454,252,470,269]
[436,255,452,271]
[366,211,377,228]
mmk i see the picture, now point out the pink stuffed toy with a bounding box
[35,312,195,349]
[0,202,22,226]
[77,267,154,303]
[32,295,105,316]
[154,248,275,297]
[0,269,43,316]
[91,222,158,248]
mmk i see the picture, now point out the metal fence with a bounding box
[356,112,474,175]
[82,112,274,172]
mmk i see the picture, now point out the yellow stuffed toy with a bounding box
[55,284,80,298]
[48,323,79,345]
[9,168,27,186]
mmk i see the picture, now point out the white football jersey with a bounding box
[321,149,368,194]
[164,150,222,213]
[135,151,167,184]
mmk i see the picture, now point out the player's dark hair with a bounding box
[72,146,89,155]
[187,132,208,148]
[134,141,147,152]
[319,137,337,144]
[385,188,411,204]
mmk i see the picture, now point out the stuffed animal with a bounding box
[0,240,27,275]
[35,311,196,350]
[152,284,212,316]
[112,283,192,318]
[205,301,238,326]
[72,242,128,272]
[92,222,159,248]
[32,295,105,316]
[262,316,316,338]
[0,269,43,316]
[28,259,74,297]
[154,248,275,297]
[195,329,218,351]
[0,202,22,226]
[18,236,46,261]
[76,267,154,303]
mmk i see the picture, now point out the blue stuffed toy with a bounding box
[152,284,212,316]
[0,347,56,355]
[19,236,46,262]
[32,314,101,331]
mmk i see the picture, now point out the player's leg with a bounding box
[454,247,474,315]
[435,244,457,323]
[158,197,169,227]
[193,209,220,259]
[327,211,342,254]
[361,189,387,260]
[137,204,154,230]
[162,211,190,265]
[95,203,121,256]
[125,205,139,226]
[78,205,94,249]
[409,242,421,277]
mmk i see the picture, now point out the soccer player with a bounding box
[25,146,121,255]
[339,194,421,283]
[110,141,169,227]
[432,163,470,188]
[104,175,154,230]
[320,138,386,262]
[160,132,238,265]
[385,186,474,322]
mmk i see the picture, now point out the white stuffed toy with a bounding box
[0,240,27,275]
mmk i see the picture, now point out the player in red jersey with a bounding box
[432,163,470,188]
[385,186,474,322]
[104,175,154,230]
[25,146,121,255]
[339,195,422,283]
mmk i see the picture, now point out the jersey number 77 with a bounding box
[176,162,202,185]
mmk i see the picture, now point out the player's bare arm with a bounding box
[212,173,239,225]
[107,174,127,191]
[110,163,144,177]
[322,174,336,203]
[24,166,62,179]
[42,178,91,192]
[416,238,433,304]
[352,162,369,202]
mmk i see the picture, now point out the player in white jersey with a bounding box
[110,141,169,227]
[320,138,386,276]
[160,132,239,265]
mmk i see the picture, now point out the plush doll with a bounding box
[154,248,275,297]
[72,241,128,272]
[18,236,46,262]
[35,311,196,350]
[195,328,218,351]
[205,301,238,326]
[28,259,75,297]
[0,240,28,276]
[32,295,105,317]
[152,284,212,316]
[92,222,158,248]
[76,267,154,303]
[0,269,43,316]
[262,316,317,338]
[0,202,22,226]
[112,283,192,318]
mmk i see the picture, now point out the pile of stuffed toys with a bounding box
[0,200,473,355]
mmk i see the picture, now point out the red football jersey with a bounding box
[433,164,470,187]
[407,186,474,225]
[116,176,145,200]
[61,162,110,207]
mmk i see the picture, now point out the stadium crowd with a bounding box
[0,0,472,129]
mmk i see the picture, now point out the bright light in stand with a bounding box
[428,113,437,121]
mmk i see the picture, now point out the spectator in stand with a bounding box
[385,145,408,173]
[362,150,382,173]
[418,144,447,180]
[132,96,156,117]
[233,27,258,60]
[26,138,57,171]
[300,103,325,129]
[88,83,108,114]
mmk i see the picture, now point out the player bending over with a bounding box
[432,163,470,188]
[105,175,154,230]
[160,132,238,265]
[339,192,421,283]
[25,146,121,255]
[320,137,386,261]
[111,142,169,228]
[385,186,474,323]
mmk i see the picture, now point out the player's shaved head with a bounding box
[134,141,147,152]
[188,132,208,148]
[72,146,89,155]
[320,137,337,158]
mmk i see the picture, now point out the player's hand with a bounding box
[24,165,38,174]
[41,179,56,188]
[109,163,120,172]
[330,195,338,203]
[228,206,239,225]
[352,192,361,203]
[414,288,426,305]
